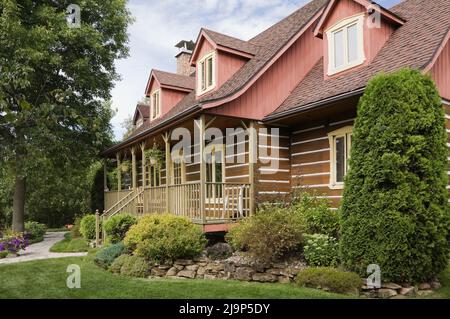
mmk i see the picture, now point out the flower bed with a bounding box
[0,233,29,258]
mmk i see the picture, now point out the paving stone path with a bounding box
[0,232,88,265]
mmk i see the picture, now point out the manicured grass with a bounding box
[50,233,89,253]
[0,256,348,299]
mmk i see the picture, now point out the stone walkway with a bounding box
[0,232,88,265]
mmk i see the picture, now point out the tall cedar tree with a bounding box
[340,69,450,282]
[0,1,132,231]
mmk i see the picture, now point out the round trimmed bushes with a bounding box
[104,214,137,244]
[124,215,206,263]
[80,215,97,240]
[94,242,126,269]
[226,204,305,264]
[340,68,450,282]
[24,221,47,243]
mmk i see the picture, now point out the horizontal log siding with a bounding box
[290,117,355,209]
[255,123,291,203]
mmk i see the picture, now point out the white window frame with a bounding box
[328,126,353,189]
[205,144,225,202]
[326,13,365,76]
[197,51,216,96]
[150,89,161,120]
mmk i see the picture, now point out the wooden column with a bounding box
[198,115,206,224]
[131,146,137,190]
[248,121,257,216]
[140,142,146,188]
[103,159,108,191]
[163,132,171,214]
[116,153,122,191]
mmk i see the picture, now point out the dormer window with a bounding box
[197,52,216,95]
[326,14,365,75]
[136,116,144,128]
[151,90,161,120]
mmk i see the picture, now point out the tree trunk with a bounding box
[12,175,26,232]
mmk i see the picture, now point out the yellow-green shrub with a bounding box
[296,267,361,294]
[124,215,206,263]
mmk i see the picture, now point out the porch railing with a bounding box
[103,182,251,224]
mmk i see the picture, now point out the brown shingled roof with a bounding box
[199,0,329,103]
[152,69,195,91]
[268,0,450,119]
[202,28,258,55]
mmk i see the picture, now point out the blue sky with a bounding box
[111,0,402,139]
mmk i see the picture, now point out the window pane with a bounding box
[335,136,345,183]
[347,24,358,63]
[334,30,344,68]
[201,62,206,90]
[207,57,213,87]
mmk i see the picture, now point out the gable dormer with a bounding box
[314,0,404,78]
[133,103,150,129]
[144,69,195,120]
[191,28,256,98]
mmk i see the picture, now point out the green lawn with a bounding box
[0,256,348,299]
[49,233,89,253]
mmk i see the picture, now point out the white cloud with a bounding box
[111,0,401,139]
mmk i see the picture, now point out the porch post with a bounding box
[198,115,206,224]
[140,142,146,188]
[163,133,171,213]
[248,121,257,216]
[116,153,122,191]
[103,159,108,191]
[131,146,137,190]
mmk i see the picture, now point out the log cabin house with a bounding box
[100,0,450,233]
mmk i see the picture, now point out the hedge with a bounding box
[340,68,450,282]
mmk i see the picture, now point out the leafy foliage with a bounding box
[119,255,149,278]
[124,215,206,263]
[296,267,361,294]
[226,204,305,264]
[94,242,126,269]
[292,192,339,238]
[0,0,132,230]
[71,218,82,238]
[104,214,137,244]
[340,69,450,282]
[80,215,98,240]
[303,234,339,267]
[24,221,47,243]
[110,254,130,274]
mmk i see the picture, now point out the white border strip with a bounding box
[259,168,290,173]
[292,136,328,146]
[443,100,450,106]
[293,172,330,178]
[259,157,289,161]
[292,160,330,168]
[186,171,200,176]
[225,152,248,159]
[292,184,329,189]
[292,125,325,135]
[330,118,355,126]
[258,191,289,195]
[226,163,248,170]
[225,174,249,180]
[259,145,289,150]
[259,133,290,139]
[292,148,330,157]
[259,180,290,184]
[316,195,342,199]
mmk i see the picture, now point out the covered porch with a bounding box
[101,114,256,228]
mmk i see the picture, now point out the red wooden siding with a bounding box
[162,88,189,116]
[209,23,323,120]
[217,51,247,88]
[322,0,395,79]
[431,39,450,100]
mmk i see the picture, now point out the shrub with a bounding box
[296,267,361,294]
[104,214,137,244]
[303,234,339,267]
[119,255,149,278]
[110,254,130,274]
[0,233,28,254]
[291,193,340,238]
[0,251,8,259]
[80,215,99,240]
[25,221,47,243]
[340,68,450,282]
[71,218,82,238]
[124,215,206,263]
[94,242,126,269]
[206,243,233,260]
[226,204,305,264]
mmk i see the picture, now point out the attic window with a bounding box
[326,14,365,75]
[151,90,161,120]
[197,52,216,95]
[136,116,144,128]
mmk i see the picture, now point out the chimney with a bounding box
[175,40,196,76]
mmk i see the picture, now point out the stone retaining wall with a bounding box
[148,255,306,284]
